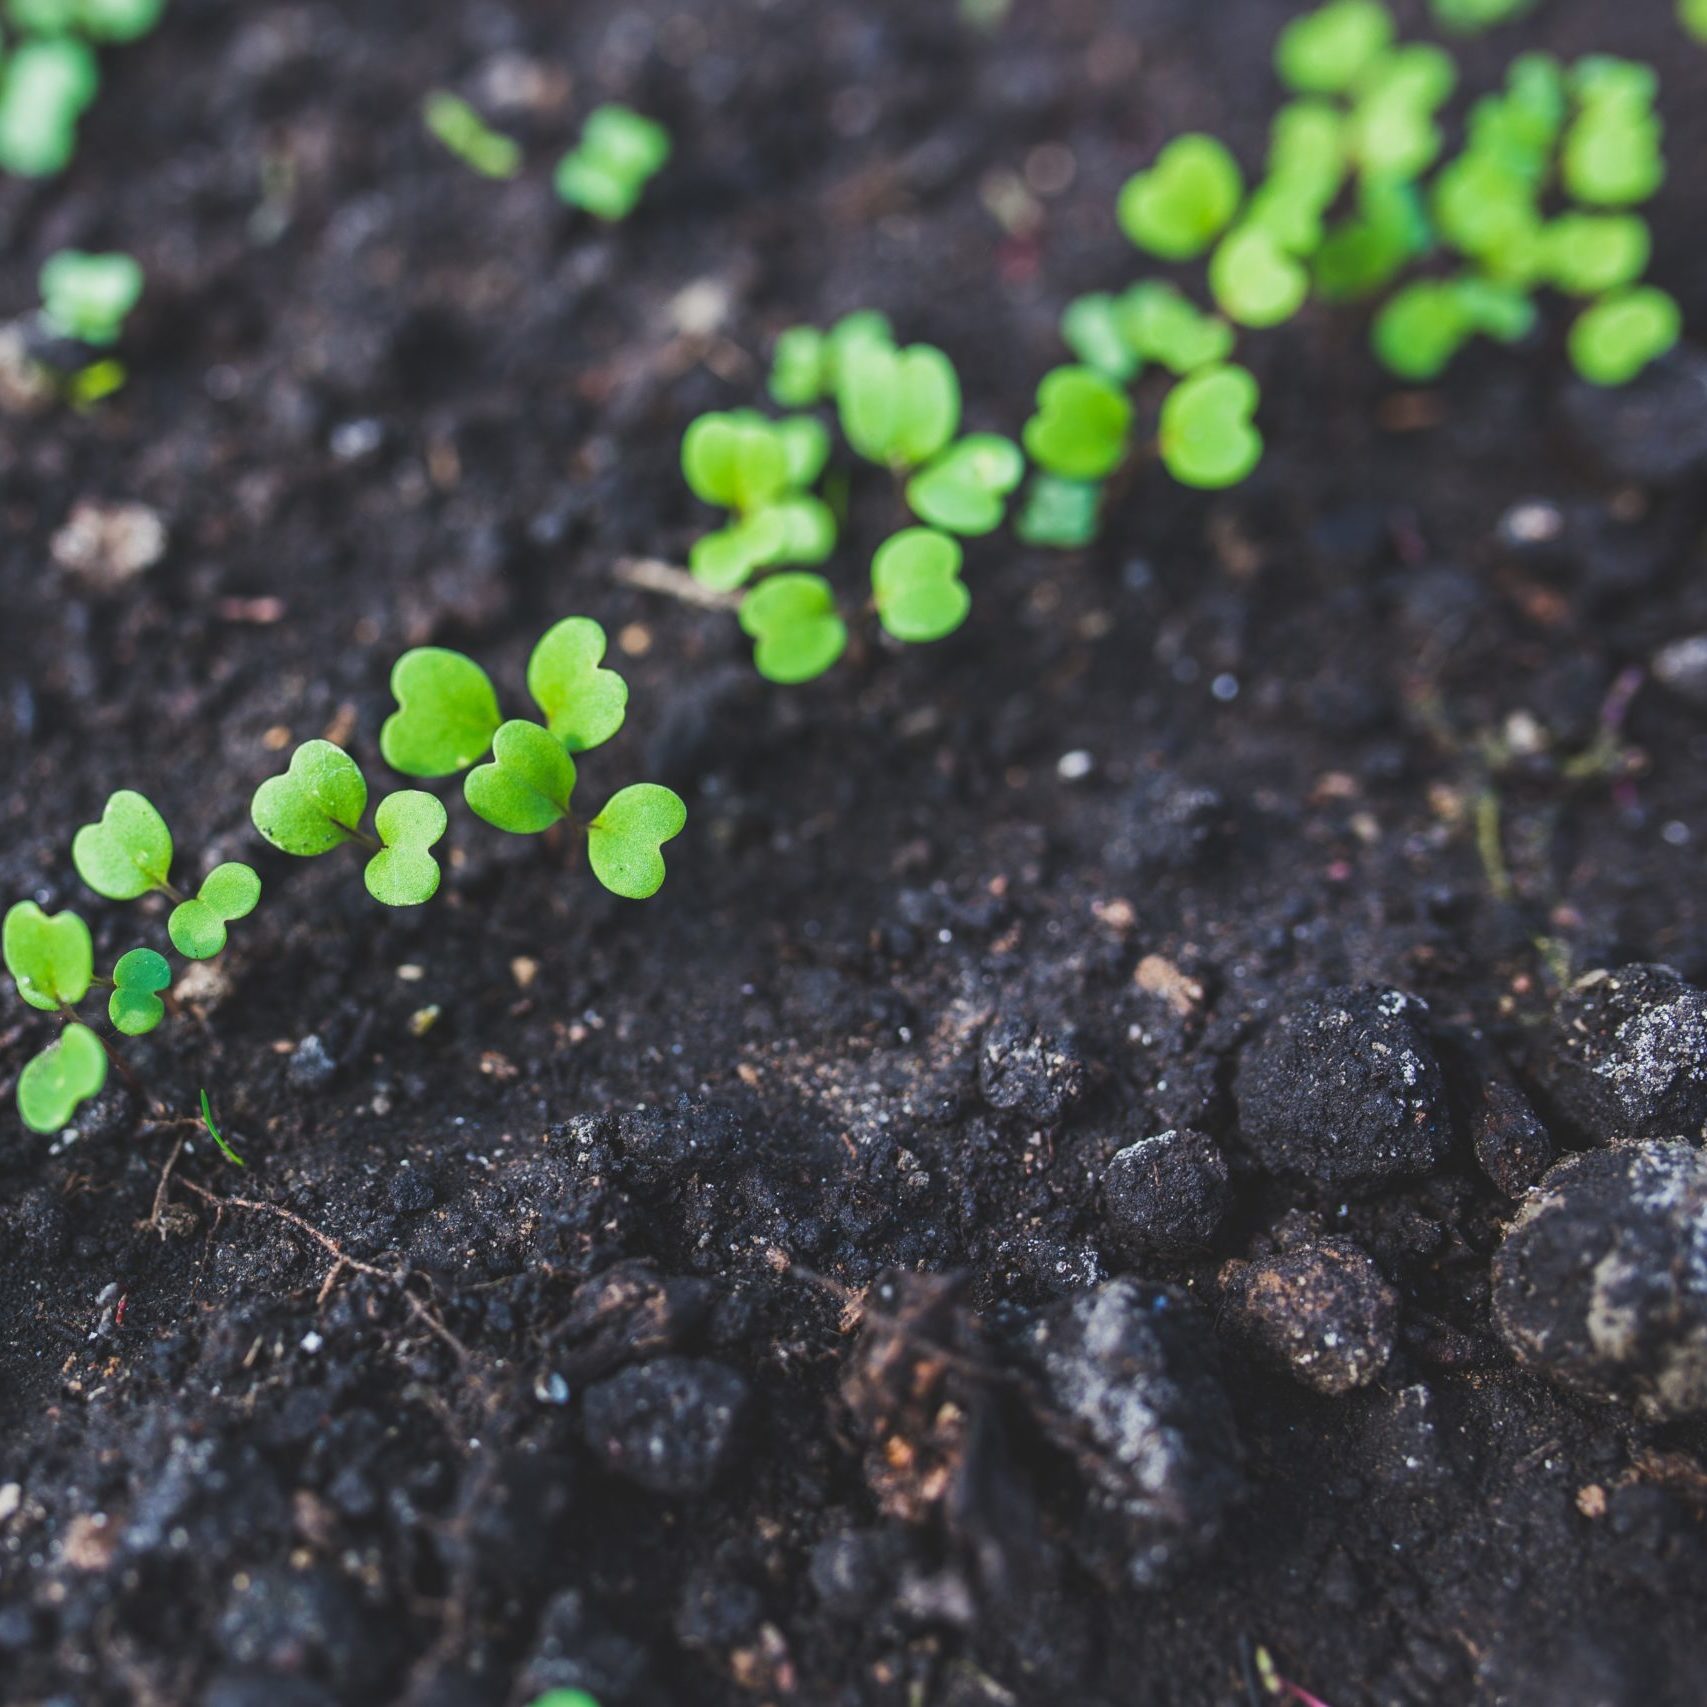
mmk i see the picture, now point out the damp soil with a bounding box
[4,1,1707,1703]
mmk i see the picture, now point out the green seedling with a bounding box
[837,340,961,469]
[1432,151,1542,278]
[1061,294,1136,383]
[1432,0,1535,30]
[365,792,448,907]
[74,0,166,39]
[1158,364,1263,489]
[1274,0,1394,97]
[17,1023,106,1134]
[739,573,847,684]
[1569,286,1682,387]
[1015,476,1101,550]
[73,790,175,900]
[1313,179,1430,301]
[1023,366,1132,482]
[381,648,503,777]
[465,720,575,835]
[1562,76,1664,209]
[109,947,169,1036]
[1372,280,1472,381]
[1118,134,1243,261]
[38,250,143,345]
[1685,0,1707,43]
[423,90,521,179]
[0,37,99,177]
[168,863,261,960]
[1350,45,1457,182]
[1115,282,1235,374]
[1542,214,1650,297]
[527,1692,603,1707]
[906,434,1024,535]
[767,310,893,409]
[871,528,969,644]
[199,1087,246,1167]
[527,615,630,751]
[1247,103,1347,254]
[4,901,93,1012]
[1209,226,1309,327]
[586,785,687,901]
[554,103,670,220]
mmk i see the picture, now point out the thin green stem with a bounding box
[333,819,382,855]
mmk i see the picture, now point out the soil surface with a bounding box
[5,2,1707,1704]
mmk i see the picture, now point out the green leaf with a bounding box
[739,573,848,685]
[18,1023,106,1134]
[1274,0,1394,96]
[1432,0,1536,29]
[905,435,1024,536]
[199,1087,247,1167]
[1372,280,1473,381]
[1266,100,1348,206]
[554,104,670,220]
[1015,475,1102,550]
[1158,364,1264,490]
[1684,0,1707,43]
[1541,213,1650,297]
[423,90,521,180]
[465,720,577,834]
[1208,227,1309,328]
[1432,152,1543,273]
[1350,47,1457,182]
[765,496,839,565]
[681,412,792,514]
[1114,283,1234,374]
[168,863,262,961]
[38,250,143,346]
[772,415,831,489]
[364,791,448,907]
[3,901,93,1013]
[588,784,687,900]
[1453,277,1537,345]
[381,647,502,778]
[689,511,791,591]
[769,325,828,408]
[1061,294,1138,382]
[872,528,970,644]
[109,947,170,1036]
[72,790,173,900]
[527,617,628,753]
[0,39,100,179]
[1117,134,1243,261]
[837,342,961,468]
[75,0,167,42]
[1022,366,1133,482]
[1562,107,1665,209]
[251,740,370,856]
[1569,287,1682,387]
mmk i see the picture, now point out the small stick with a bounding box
[614,555,741,612]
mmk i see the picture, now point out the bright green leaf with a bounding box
[1542,213,1651,296]
[1061,294,1138,381]
[423,90,521,179]
[381,648,502,778]
[38,251,142,346]
[3,901,93,1013]
[1114,283,1234,374]
[1118,134,1244,261]
[587,784,687,901]
[769,325,828,408]
[1432,0,1536,30]
[838,341,961,468]
[554,104,670,220]
[199,1087,247,1167]
[682,412,792,514]
[905,434,1024,536]
[465,720,576,834]
[1372,280,1473,381]
[109,947,170,1036]
[18,1023,106,1134]
[872,528,970,644]
[1023,366,1132,482]
[1569,287,1682,387]
[167,863,261,960]
[527,616,628,753]
[364,791,448,907]
[738,573,848,684]
[1274,0,1394,96]
[0,38,99,178]
[1209,226,1309,327]
[1158,364,1264,489]
[72,790,173,901]
[689,511,791,591]
[251,740,369,856]
[1015,475,1102,549]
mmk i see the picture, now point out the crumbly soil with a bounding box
[4,1,1707,1703]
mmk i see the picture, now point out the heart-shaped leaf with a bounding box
[1061,294,1139,382]
[252,741,370,856]
[38,249,144,346]
[1209,226,1309,328]
[872,528,970,644]
[1015,475,1102,549]
[1371,280,1473,381]
[109,946,170,1036]
[588,784,687,900]
[1569,286,1681,387]
[689,511,790,591]
[681,412,792,514]
[364,791,448,907]
[381,648,502,778]
[1159,364,1264,489]
[1023,366,1133,482]
[1117,134,1244,261]
[1274,0,1393,96]
[1115,283,1235,375]
[3,901,93,1012]
[18,1023,107,1134]
[527,617,628,753]
[72,789,173,900]
[905,435,1025,536]
[770,324,829,408]
[838,342,961,469]
[168,862,261,960]
[554,104,671,220]
[738,573,848,685]
[771,414,831,489]
[1542,213,1650,298]
[465,720,577,834]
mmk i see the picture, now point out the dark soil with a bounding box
[5,1,1707,1703]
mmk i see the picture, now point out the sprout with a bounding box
[1115,282,1234,374]
[905,434,1024,535]
[1022,366,1133,482]
[1371,280,1472,381]
[1349,45,1457,182]
[528,616,630,751]
[1158,364,1263,489]
[364,792,448,907]
[73,790,174,901]
[1561,69,1664,208]
[3,900,93,1013]
[554,104,670,221]
[1274,0,1394,97]
[1246,103,1347,254]
[738,572,847,684]
[38,251,142,346]
[423,91,521,179]
[1061,294,1137,382]
[1313,179,1429,301]
[1118,135,1243,261]
[1014,476,1101,550]
[0,36,98,177]
[1466,53,1564,181]
[1432,153,1542,277]
[1541,213,1651,297]
[17,1022,106,1134]
[109,947,169,1036]
[380,648,503,778]
[1208,226,1309,327]
[871,528,969,643]
[251,739,371,857]
[837,340,961,469]
[199,1087,247,1167]
[1568,287,1682,387]
[465,720,576,835]
[1430,0,1536,30]
[586,785,687,901]
[767,310,892,409]
[168,863,261,960]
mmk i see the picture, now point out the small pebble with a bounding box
[1100,1129,1229,1259]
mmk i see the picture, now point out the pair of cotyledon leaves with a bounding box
[72,790,261,959]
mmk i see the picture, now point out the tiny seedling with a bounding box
[554,103,670,221]
[1022,366,1132,482]
[0,37,99,177]
[1274,0,1394,96]
[423,90,521,179]
[1118,134,1243,261]
[767,310,893,409]
[17,1023,106,1134]
[1685,0,1707,43]
[109,947,169,1035]
[1209,226,1309,328]
[739,573,848,685]
[1116,282,1235,374]
[199,1088,247,1167]
[1015,475,1102,550]
[1561,61,1664,209]
[837,339,961,470]
[168,864,262,959]
[1158,364,1264,489]
[905,434,1024,536]
[1349,44,1457,183]
[39,250,143,345]
[871,528,969,644]
[1061,294,1136,382]
[1568,286,1682,387]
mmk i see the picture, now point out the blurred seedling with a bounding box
[423,90,520,179]
[554,103,670,220]
[38,249,141,345]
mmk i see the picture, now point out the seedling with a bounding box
[1015,476,1101,550]
[1541,214,1650,298]
[0,36,98,177]
[1118,135,1243,261]
[1061,295,1136,383]
[739,573,847,684]
[554,103,670,221]
[1274,0,1393,96]
[1209,227,1309,328]
[199,1087,246,1168]
[837,339,961,470]
[168,864,262,959]
[905,434,1024,535]
[1158,364,1263,489]
[423,90,520,179]
[17,1023,106,1133]
[871,528,969,643]
[1568,286,1682,387]
[1685,0,1707,43]
[39,249,143,345]
[1116,283,1235,374]
[1349,44,1456,183]
[1022,366,1132,482]
[109,947,169,1035]
[767,310,893,409]
[1561,60,1664,208]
